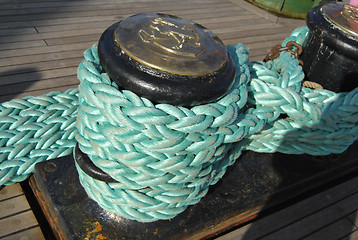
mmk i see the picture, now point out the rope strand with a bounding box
[0,26,357,222]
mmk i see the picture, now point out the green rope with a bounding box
[0,26,357,222]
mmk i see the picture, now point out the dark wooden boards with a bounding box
[0,0,305,102]
[218,176,358,240]
[0,184,45,240]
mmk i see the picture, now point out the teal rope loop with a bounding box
[0,26,357,222]
[75,43,252,221]
[0,89,78,186]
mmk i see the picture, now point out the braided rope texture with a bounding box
[0,26,357,222]
[75,26,358,222]
[76,42,253,221]
[245,27,358,154]
[0,89,78,186]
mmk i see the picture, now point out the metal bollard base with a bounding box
[30,142,358,240]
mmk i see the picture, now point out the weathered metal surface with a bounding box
[97,13,235,106]
[30,142,358,240]
[301,3,358,92]
[114,13,227,76]
[323,4,358,37]
[74,145,117,183]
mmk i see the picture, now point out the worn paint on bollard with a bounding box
[30,142,358,239]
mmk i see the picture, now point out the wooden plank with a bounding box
[218,176,358,240]
[0,16,119,29]
[0,11,249,44]
[262,193,358,240]
[46,22,282,46]
[0,211,39,237]
[202,18,269,31]
[18,7,245,27]
[302,218,357,240]
[0,29,102,44]
[0,3,241,23]
[245,40,286,50]
[219,26,293,40]
[0,8,251,30]
[0,75,78,97]
[223,33,290,46]
[0,0,219,10]
[193,14,260,25]
[0,184,23,201]
[0,28,37,37]
[0,67,77,85]
[0,9,224,30]
[0,40,46,51]
[0,58,81,77]
[0,195,31,219]
[1,227,45,240]
[346,230,358,240]
[186,10,253,24]
[0,85,79,103]
[35,20,115,33]
[44,34,101,46]
[212,23,280,35]
[41,23,290,48]
[276,17,306,28]
[0,42,94,59]
[35,20,271,48]
[35,15,264,34]
[0,0,225,13]
[0,49,85,67]
[0,1,233,17]
[347,210,358,227]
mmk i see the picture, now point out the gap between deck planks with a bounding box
[1,0,301,102]
[217,176,358,240]
[0,184,45,240]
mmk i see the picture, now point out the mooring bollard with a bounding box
[74,13,238,221]
[301,2,358,92]
[1,4,357,239]
[98,13,235,106]
[75,13,236,182]
[73,8,358,224]
[75,13,236,183]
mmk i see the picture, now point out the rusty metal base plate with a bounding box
[30,142,358,240]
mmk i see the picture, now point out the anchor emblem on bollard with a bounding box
[138,17,203,57]
[101,13,236,106]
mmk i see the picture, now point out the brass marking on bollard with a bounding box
[323,4,358,36]
[138,17,202,58]
[114,13,227,76]
[342,5,358,23]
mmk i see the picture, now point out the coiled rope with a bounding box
[0,26,357,222]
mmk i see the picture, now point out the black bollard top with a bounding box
[301,3,358,92]
[306,3,358,60]
[98,13,235,106]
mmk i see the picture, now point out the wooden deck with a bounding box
[0,0,357,239]
[0,184,44,239]
[218,175,358,240]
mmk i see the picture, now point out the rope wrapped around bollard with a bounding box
[0,25,357,222]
